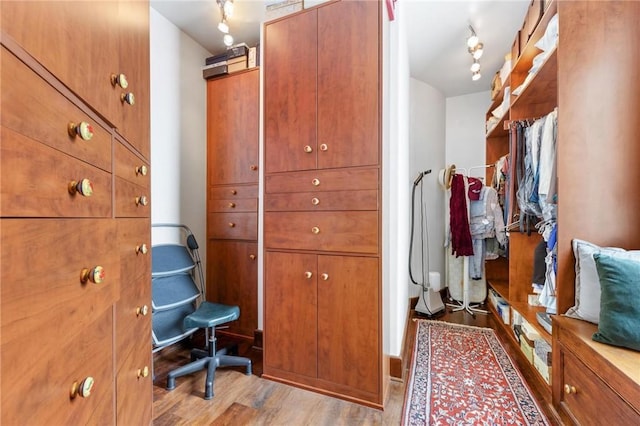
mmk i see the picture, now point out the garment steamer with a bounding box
[409,170,445,316]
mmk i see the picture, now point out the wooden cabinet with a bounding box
[206,70,260,339]
[206,240,258,338]
[1,2,151,423]
[553,317,640,425]
[486,0,640,421]
[207,69,259,185]
[264,0,379,173]
[263,0,382,408]
[264,252,380,400]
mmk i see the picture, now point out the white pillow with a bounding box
[565,239,640,323]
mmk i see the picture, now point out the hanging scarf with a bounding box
[449,174,474,257]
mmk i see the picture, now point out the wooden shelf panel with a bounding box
[488,279,509,301]
[511,48,558,120]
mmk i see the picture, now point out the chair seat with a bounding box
[184,301,240,329]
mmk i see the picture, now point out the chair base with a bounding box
[166,335,252,400]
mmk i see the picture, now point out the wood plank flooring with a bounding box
[152,303,559,425]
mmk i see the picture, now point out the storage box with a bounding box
[533,350,552,384]
[520,334,535,363]
[534,339,552,366]
[511,31,521,64]
[525,0,543,38]
[265,0,303,21]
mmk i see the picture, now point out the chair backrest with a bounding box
[151,224,204,352]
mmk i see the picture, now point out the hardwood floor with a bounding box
[152,301,559,425]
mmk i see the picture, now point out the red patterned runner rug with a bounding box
[402,320,550,425]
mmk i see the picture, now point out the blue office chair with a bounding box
[151,224,252,400]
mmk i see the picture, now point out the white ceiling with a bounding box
[150,0,530,97]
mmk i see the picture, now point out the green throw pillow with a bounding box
[592,253,640,351]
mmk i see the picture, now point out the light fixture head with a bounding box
[466,25,479,48]
[218,19,229,34]
[223,34,234,47]
[470,60,480,73]
[472,43,484,59]
[472,71,481,81]
[223,0,234,18]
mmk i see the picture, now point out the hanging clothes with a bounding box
[449,174,474,257]
[468,185,507,279]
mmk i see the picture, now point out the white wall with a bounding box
[408,79,446,297]
[445,92,491,178]
[150,8,210,262]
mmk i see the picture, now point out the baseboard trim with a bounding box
[389,297,419,382]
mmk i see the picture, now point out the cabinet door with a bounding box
[317,0,379,169]
[264,9,317,173]
[208,70,259,184]
[1,1,120,131]
[116,0,150,159]
[207,240,258,338]
[317,255,379,395]
[264,251,317,378]
[116,219,152,425]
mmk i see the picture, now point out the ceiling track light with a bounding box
[467,25,484,81]
[217,0,234,46]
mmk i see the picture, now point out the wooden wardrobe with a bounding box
[262,0,384,408]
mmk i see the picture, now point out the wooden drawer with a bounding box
[115,141,150,189]
[209,184,258,200]
[117,218,151,302]
[1,219,119,354]
[559,349,640,425]
[209,198,257,213]
[115,177,150,218]
[1,307,115,425]
[1,47,112,172]
[1,127,112,218]
[264,211,378,254]
[265,189,378,211]
[208,212,257,240]
[266,168,378,194]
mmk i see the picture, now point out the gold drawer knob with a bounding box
[80,266,105,284]
[68,121,94,141]
[249,254,256,260]
[250,164,258,171]
[312,178,320,186]
[137,366,150,378]
[311,226,320,234]
[304,271,313,279]
[121,92,135,105]
[304,145,313,153]
[228,202,236,208]
[311,197,320,205]
[136,243,148,255]
[70,376,94,399]
[564,384,577,395]
[319,143,328,151]
[228,222,236,228]
[135,195,148,206]
[230,189,237,195]
[135,165,148,176]
[68,178,94,197]
[111,73,129,89]
[320,273,329,281]
[136,305,149,317]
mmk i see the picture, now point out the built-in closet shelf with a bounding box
[510,48,558,119]
[488,279,509,301]
[511,302,551,344]
[511,0,557,78]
